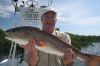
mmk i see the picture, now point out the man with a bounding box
[20,10,76,66]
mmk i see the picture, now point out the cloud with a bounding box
[0,4,14,18]
[76,17,100,24]
[0,0,49,18]
[0,0,33,18]
[57,15,100,25]
[55,0,100,25]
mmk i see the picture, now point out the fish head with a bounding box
[5,27,34,45]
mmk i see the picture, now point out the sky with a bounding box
[0,0,100,36]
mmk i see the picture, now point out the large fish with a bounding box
[5,26,100,66]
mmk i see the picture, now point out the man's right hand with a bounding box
[19,40,39,66]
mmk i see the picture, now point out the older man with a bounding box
[20,10,76,66]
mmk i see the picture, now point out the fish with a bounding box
[5,26,100,66]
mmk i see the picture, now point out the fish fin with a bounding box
[81,54,100,66]
[35,40,46,48]
[88,55,100,66]
[87,59,99,66]
[38,41,46,47]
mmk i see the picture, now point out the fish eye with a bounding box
[12,30,15,32]
[8,29,15,33]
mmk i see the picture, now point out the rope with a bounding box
[11,42,17,66]
[12,42,17,59]
[8,42,18,66]
[8,42,14,59]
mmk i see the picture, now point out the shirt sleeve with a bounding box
[52,30,71,45]
[62,32,71,45]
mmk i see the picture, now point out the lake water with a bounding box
[73,42,100,66]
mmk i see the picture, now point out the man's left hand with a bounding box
[63,48,76,65]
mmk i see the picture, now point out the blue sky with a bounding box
[0,0,100,36]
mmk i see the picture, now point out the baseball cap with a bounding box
[41,7,57,16]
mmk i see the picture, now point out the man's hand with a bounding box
[63,48,76,65]
[19,40,38,66]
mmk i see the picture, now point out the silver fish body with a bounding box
[5,26,78,56]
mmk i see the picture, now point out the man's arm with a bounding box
[61,33,76,65]
[19,40,38,66]
[63,48,76,66]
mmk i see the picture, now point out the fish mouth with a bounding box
[5,32,12,39]
[5,36,9,40]
[5,32,9,37]
[4,32,14,42]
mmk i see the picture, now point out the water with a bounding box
[73,42,100,66]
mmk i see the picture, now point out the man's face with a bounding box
[41,12,57,29]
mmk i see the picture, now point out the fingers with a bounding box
[19,39,36,50]
[32,40,36,46]
[63,48,76,65]
[19,39,38,66]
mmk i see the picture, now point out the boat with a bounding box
[0,0,53,66]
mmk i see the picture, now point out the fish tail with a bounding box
[81,53,100,66]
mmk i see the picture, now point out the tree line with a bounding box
[67,32,100,50]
